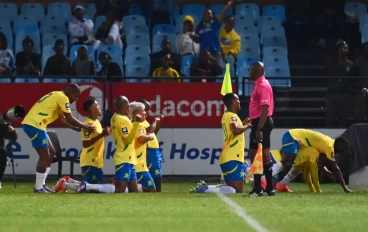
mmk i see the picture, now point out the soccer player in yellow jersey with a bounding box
[130,102,156,192]
[277,129,352,193]
[136,99,164,192]
[22,84,95,193]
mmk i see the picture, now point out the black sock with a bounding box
[264,162,273,192]
[254,174,262,192]
[0,149,8,182]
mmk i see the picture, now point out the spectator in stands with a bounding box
[43,39,72,76]
[219,15,241,62]
[0,32,14,76]
[176,16,200,56]
[97,51,123,82]
[150,38,180,75]
[152,54,180,83]
[71,46,95,76]
[190,50,223,83]
[95,10,123,49]
[353,42,368,123]
[15,37,41,76]
[68,5,95,45]
[95,0,131,20]
[325,40,357,127]
[192,1,234,64]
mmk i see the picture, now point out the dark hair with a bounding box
[224,15,234,22]
[54,39,64,48]
[99,51,111,60]
[0,32,8,50]
[22,36,34,46]
[223,93,236,108]
[83,98,96,112]
[334,137,349,154]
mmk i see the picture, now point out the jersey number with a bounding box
[222,123,229,141]
[37,93,52,103]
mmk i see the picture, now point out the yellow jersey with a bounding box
[134,123,149,173]
[142,120,160,148]
[270,150,282,163]
[220,111,245,164]
[289,129,336,161]
[219,28,241,56]
[80,118,104,168]
[152,67,181,82]
[111,113,137,166]
[293,147,320,167]
[22,91,71,131]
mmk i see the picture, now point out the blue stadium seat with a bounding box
[14,78,39,83]
[218,58,235,79]
[234,15,257,27]
[41,22,67,35]
[175,15,201,33]
[153,33,176,48]
[15,33,41,54]
[345,2,367,18]
[266,67,291,87]
[263,36,288,48]
[47,2,72,21]
[126,33,150,47]
[152,24,176,36]
[182,4,206,19]
[42,45,55,66]
[263,47,287,60]
[95,15,106,33]
[261,25,285,43]
[122,15,146,32]
[362,24,368,43]
[241,35,260,49]
[42,34,68,48]
[210,4,233,16]
[125,65,149,82]
[0,78,11,83]
[13,16,39,34]
[265,56,289,68]
[0,20,13,51]
[130,24,149,35]
[21,3,45,22]
[69,45,95,63]
[239,77,255,96]
[96,45,122,59]
[43,78,67,83]
[0,3,18,21]
[234,24,258,36]
[125,55,150,66]
[129,3,143,15]
[235,3,260,21]
[173,4,180,21]
[360,14,368,31]
[126,45,150,57]
[181,55,196,77]
[257,16,282,33]
[262,5,286,23]
[240,46,260,57]
[80,3,96,20]
[236,56,261,76]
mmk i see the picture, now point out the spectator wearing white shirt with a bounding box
[95,10,123,49]
[68,5,95,45]
[176,16,200,56]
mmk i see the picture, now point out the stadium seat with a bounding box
[181,55,196,77]
[43,78,67,83]
[266,67,291,87]
[41,44,54,68]
[41,22,67,35]
[263,47,288,60]
[176,15,201,33]
[13,16,39,34]
[345,2,367,18]
[125,55,150,66]
[125,45,150,57]
[80,3,96,20]
[15,33,41,54]
[153,33,176,48]
[122,15,146,32]
[126,33,150,47]
[359,13,368,31]
[125,65,149,82]
[69,45,94,63]
[261,25,285,43]
[265,56,289,68]
[42,34,68,48]
[263,36,288,48]
[235,24,258,36]
[210,4,233,16]
[0,20,13,50]
[182,4,206,19]
[95,15,106,33]
[239,77,255,96]
[262,5,286,23]
[0,3,18,21]
[152,24,176,36]
[235,3,260,21]
[236,55,261,75]
[21,3,45,22]
[96,45,122,60]
[173,4,180,20]
[129,3,143,15]
[218,58,235,79]
[234,15,257,27]
[257,16,282,33]
[241,46,260,57]
[47,2,72,21]
[130,24,149,35]
[241,35,260,49]
[0,78,11,83]
[14,78,39,83]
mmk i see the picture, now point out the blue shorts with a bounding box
[280,131,299,157]
[147,148,163,178]
[220,161,245,182]
[81,166,104,184]
[115,163,137,182]
[22,124,49,148]
[137,171,156,189]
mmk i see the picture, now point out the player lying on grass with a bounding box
[53,99,112,192]
[274,129,352,193]
[136,99,164,192]
[189,93,252,194]
[22,83,96,193]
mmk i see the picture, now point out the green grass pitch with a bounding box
[0,182,367,232]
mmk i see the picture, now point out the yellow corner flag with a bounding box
[246,143,264,183]
[221,63,232,96]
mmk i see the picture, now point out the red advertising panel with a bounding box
[0,82,236,127]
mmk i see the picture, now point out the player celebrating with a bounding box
[53,99,112,192]
[75,96,142,194]
[130,102,156,192]
[22,84,95,193]
[136,99,164,192]
[276,129,352,193]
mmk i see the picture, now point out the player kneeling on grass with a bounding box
[53,99,112,192]
[189,93,252,193]
[130,102,156,192]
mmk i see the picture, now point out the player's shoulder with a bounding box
[223,111,239,122]
[142,120,150,128]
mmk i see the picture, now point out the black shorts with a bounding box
[249,116,273,150]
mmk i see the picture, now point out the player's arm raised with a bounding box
[229,117,252,135]
[82,127,112,148]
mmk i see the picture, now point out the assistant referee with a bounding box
[248,62,275,197]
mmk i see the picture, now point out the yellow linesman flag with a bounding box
[246,143,264,183]
[221,63,233,96]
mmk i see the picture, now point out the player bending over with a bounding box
[53,99,112,192]
[189,93,251,193]
[136,99,164,192]
[22,84,95,193]
[273,129,352,193]
[130,102,156,192]
[75,96,142,194]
